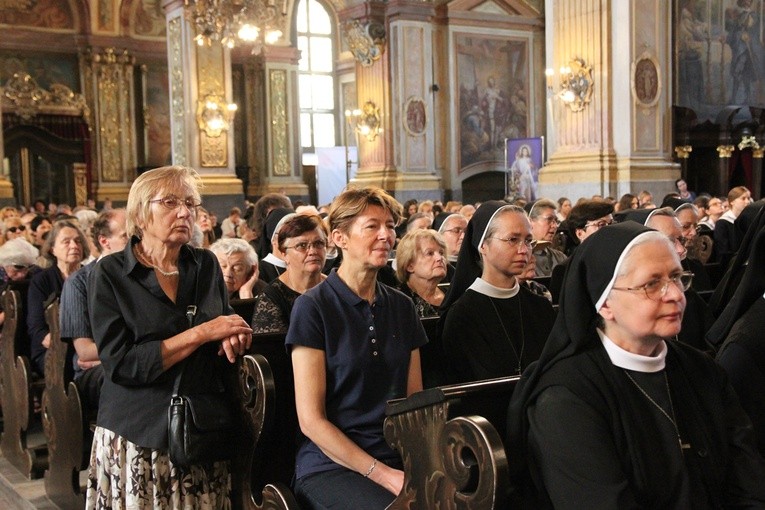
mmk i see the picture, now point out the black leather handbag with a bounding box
[166,304,235,468]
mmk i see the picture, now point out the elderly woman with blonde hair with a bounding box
[86,166,253,509]
[395,229,447,318]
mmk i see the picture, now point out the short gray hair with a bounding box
[0,238,39,267]
[529,198,557,220]
[209,238,258,267]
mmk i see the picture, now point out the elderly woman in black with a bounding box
[86,166,252,509]
[508,222,765,508]
[27,219,88,375]
[251,214,327,334]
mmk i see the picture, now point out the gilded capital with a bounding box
[717,145,735,158]
[674,145,692,159]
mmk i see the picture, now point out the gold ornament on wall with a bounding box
[343,20,385,67]
[557,57,594,113]
[196,94,237,138]
[346,100,382,142]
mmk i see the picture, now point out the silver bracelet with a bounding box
[363,459,377,478]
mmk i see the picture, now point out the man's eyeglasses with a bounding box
[488,236,538,249]
[442,227,466,236]
[284,240,327,253]
[7,226,26,233]
[584,219,613,230]
[611,271,694,301]
[149,196,201,211]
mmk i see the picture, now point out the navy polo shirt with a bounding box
[286,270,427,480]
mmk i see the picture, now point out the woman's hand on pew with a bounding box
[369,463,405,496]
[42,332,51,349]
[205,314,253,362]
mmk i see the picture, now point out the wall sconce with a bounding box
[551,57,593,113]
[196,94,237,137]
[345,100,382,142]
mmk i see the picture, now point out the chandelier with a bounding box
[183,0,287,48]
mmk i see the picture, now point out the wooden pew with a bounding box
[235,334,301,510]
[41,299,89,509]
[384,376,520,509]
[0,288,48,479]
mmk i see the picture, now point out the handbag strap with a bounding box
[171,252,201,397]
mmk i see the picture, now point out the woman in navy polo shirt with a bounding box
[286,187,427,509]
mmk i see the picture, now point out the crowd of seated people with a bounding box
[4,178,765,509]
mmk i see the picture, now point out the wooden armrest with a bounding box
[386,376,520,416]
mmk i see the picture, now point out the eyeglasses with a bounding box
[488,236,538,249]
[442,227,466,236]
[12,264,30,271]
[149,196,201,211]
[584,219,613,230]
[611,271,694,300]
[7,226,26,233]
[537,215,560,225]
[284,240,327,253]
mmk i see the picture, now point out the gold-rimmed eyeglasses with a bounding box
[611,271,694,300]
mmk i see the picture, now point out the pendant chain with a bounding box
[623,370,691,453]
[489,296,525,375]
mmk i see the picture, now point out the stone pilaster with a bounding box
[0,95,12,204]
[541,0,678,201]
[246,46,308,199]
[163,0,244,213]
[79,47,137,203]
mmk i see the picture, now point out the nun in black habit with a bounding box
[709,216,765,458]
[439,202,555,385]
[507,222,765,509]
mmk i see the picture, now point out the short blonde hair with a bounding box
[126,166,202,238]
[395,229,446,283]
[328,186,402,235]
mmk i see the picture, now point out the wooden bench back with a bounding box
[41,298,89,509]
[234,334,301,510]
[385,376,520,509]
[0,288,48,479]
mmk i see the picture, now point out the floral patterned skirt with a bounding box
[86,426,231,510]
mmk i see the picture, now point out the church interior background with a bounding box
[1,0,764,218]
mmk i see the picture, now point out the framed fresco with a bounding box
[505,137,543,201]
[403,96,426,136]
[632,53,661,108]
[455,33,530,172]
[674,0,765,121]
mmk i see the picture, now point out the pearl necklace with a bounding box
[135,247,179,277]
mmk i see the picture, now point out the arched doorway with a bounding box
[462,171,506,205]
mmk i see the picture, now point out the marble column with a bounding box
[0,95,12,205]
[340,1,441,201]
[163,0,244,214]
[541,0,679,201]
[245,46,308,199]
[79,48,137,203]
